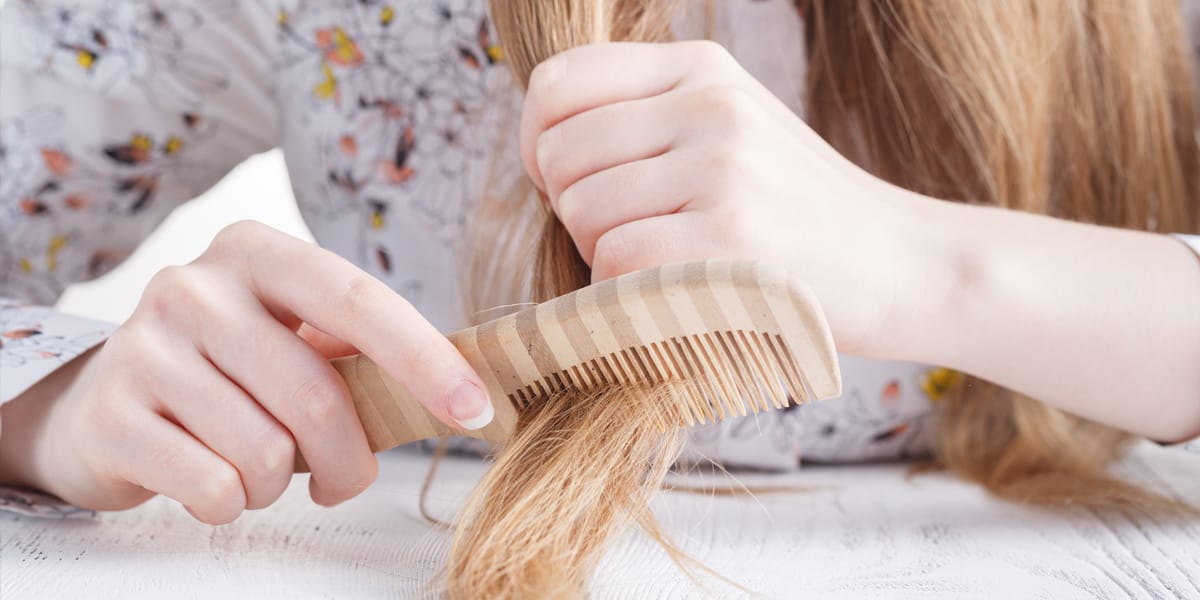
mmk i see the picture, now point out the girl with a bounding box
[0,0,1197,534]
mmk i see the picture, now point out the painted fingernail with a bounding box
[447,381,494,430]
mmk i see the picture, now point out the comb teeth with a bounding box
[465,259,840,435]
[508,330,813,428]
[305,259,842,472]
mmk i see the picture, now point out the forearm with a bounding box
[0,349,94,492]
[882,193,1200,442]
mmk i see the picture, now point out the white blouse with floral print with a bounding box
[1,0,1198,516]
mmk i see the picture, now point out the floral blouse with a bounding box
[1,0,1198,517]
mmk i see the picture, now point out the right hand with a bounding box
[0,221,493,524]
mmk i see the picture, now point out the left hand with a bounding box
[520,41,927,355]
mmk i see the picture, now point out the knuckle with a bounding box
[693,85,756,131]
[207,220,266,261]
[535,127,562,184]
[216,220,265,246]
[144,265,209,321]
[294,373,347,427]
[145,264,187,297]
[204,466,243,504]
[337,274,387,321]
[555,188,586,236]
[686,39,734,67]
[199,466,245,524]
[527,53,567,99]
[256,426,296,474]
[592,228,633,277]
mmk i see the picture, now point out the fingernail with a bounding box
[447,381,493,430]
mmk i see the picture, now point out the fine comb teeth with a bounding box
[294,259,841,472]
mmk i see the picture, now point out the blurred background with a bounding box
[55,151,312,323]
[1,0,308,324]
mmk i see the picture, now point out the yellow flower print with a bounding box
[129,134,153,153]
[47,235,68,273]
[76,49,97,70]
[920,367,962,403]
[316,27,364,67]
[313,63,338,100]
[163,136,184,155]
[368,200,387,230]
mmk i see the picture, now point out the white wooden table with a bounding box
[2,442,1198,599]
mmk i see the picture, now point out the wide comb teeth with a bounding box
[454,259,842,431]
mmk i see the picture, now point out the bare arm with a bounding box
[881,192,1200,443]
[515,41,1200,445]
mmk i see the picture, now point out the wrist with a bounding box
[854,185,979,364]
[0,387,59,491]
[0,348,97,495]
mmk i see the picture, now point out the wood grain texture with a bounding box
[296,259,842,471]
[3,441,1199,599]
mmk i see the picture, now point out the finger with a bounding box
[537,93,677,202]
[195,297,376,507]
[521,42,692,190]
[520,41,806,191]
[590,211,730,284]
[152,348,295,511]
[556,151,695,265]
[297,322,359,359]
[112,411,247,525]
[208,222,493,433]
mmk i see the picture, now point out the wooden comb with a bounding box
[294,259,841,472]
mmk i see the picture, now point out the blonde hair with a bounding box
[801,0,1199,509]
[445,0,1200,596]
[447,3,691,597]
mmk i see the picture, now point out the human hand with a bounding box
[521,41,930,355]
[0,221,493,523]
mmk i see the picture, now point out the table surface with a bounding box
[2,442,1198,599]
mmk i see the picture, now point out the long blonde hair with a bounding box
[446,0,1200,596]
[801,0,1200,508]
[448,4,689,597]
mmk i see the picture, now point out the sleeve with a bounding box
[1169,233,1200,453]
[0,1,283,516]
[0,0,282,405]
[679,356,943,470]
[1174,233,1200,259]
